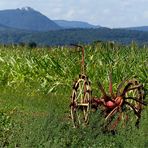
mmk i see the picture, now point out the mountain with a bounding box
[0,7,148,45]
[54,20,100,29]
[124,26,148,32]
[0,7,61,31]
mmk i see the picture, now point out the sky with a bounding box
[0,0,148,28]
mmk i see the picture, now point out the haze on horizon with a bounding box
[0,0,148,28]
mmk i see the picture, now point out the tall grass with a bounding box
[0,43,147,147]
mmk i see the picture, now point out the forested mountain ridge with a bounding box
[0,27,148,46]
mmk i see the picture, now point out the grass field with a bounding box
[0,42,147,147]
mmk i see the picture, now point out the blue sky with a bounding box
[0,0,148,28]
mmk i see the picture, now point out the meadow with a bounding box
[0,42,147,147]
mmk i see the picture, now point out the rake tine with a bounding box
[98,81,107,97]
[125,97,147,106]
[124,101,140,117]
[105,106,118,120]
[116,78,128,96]
[126,84,143,92]
[122,79,141,95]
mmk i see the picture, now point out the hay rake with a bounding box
[70,44,147,131]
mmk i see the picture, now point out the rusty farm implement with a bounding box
[70,44,147,131]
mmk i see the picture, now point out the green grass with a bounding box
[0,42,147,147]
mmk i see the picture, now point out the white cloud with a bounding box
[143,11,148,19]
[66,10,75,19]
[103,9,110,14]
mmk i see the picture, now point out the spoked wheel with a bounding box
[116,78,145,128]
[104,78,146,131]
[70,74,91,128]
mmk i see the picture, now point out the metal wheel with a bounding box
[70,74,91,127]
[116,78,145,128]
[104,78,145,130]
[122,79,145,127]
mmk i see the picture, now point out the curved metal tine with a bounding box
[126,84,143,92]
[116,77,129,97]
[70,44,83,49]
[109,73,114,98]
[98,80,107,97]
[125,101,142,128]
[125,97,147,106]
[122,82,133,96]
[105,106,118,120]
[124,101,140,116]
[122,79,141,96]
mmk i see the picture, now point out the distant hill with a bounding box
[0,7,61,31]
[0,27,148,45]
[125,26,148,32]
[54,20,100,29]
[0,24,10,30]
